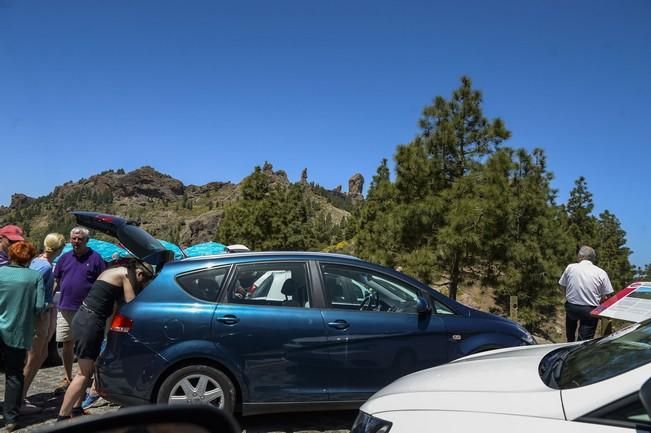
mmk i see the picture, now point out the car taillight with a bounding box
[110,313,133,333]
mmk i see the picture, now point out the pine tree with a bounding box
[217,166,339,251]
[594,210,634,291]
[566,176,596,249]
[418,75,511,184]
[399,76,510,299]
[355,77,513,298]
[353,159,400,266]
[484,148,573,330]
[435,172,483,300]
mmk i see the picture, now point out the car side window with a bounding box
[176,266,228,302]
[599,397,651,427]
[320,264,421,314]
[229,262,311,308]
[433,299,456,315]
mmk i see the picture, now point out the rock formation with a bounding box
[348,173,364,199]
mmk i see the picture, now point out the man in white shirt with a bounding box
[559,245,614,341]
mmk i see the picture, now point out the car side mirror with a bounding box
[38,404,239,433]
[640,377,651,415]
[416,297,431,315]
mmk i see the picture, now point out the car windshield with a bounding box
[540,320,651,389]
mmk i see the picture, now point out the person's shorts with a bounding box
[56,308,77,343]
[72,305,105,360]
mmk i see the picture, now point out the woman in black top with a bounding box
[57,261,153,420]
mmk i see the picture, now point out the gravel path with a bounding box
[1,365,355,432]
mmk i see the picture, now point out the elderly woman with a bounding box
[57,260,154,421]
[21,233,66,409]
[0,241,45,432]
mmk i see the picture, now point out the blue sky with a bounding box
[1,0,650,267]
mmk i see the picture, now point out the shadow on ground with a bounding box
[1,392,118,431]
[0,391,61,431]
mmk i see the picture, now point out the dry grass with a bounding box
[455,284,565,343]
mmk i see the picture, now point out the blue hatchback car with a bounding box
[74,212,535,415]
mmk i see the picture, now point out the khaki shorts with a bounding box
[56,308,78,343]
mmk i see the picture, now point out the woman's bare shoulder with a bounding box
[99,266,127,285]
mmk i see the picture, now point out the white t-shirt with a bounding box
[559,260,614,306]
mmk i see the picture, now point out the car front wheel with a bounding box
[157,365,235,413]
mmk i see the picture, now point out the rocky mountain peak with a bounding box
[348,173,364,198]
[9,193,35,209]
[115,166,185,201]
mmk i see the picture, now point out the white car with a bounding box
[248,270,293,301]
[353,320,651,433]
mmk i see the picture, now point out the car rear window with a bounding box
[176,266,229,302]
[229,262,310,308]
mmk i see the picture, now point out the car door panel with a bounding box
[212,304,328,402]
[322,309,448,400]
[211,261,329,403]
[318,263,451,401]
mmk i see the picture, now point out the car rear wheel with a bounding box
[157,365,235,413]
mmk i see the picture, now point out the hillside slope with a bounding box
[0,164,360,247]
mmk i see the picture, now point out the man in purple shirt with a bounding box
[53,227,106,392]
[0,225,25,267]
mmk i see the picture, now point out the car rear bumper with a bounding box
[96,333,169,405]
[97,389,150,407]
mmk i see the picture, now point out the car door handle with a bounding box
[327,320,350,330]
[216,315,240,325]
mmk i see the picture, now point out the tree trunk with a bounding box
[449,253,461,300]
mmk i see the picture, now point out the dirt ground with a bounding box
[455,283,622,343]
[455,284,564,343]
[0,365,356,432]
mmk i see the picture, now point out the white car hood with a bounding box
[363,343,571,419]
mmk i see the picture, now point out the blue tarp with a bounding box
[54,238,132,263]
[157,239,186,260]
[184,241,227,257]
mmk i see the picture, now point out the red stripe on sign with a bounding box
[591,284,639,316]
